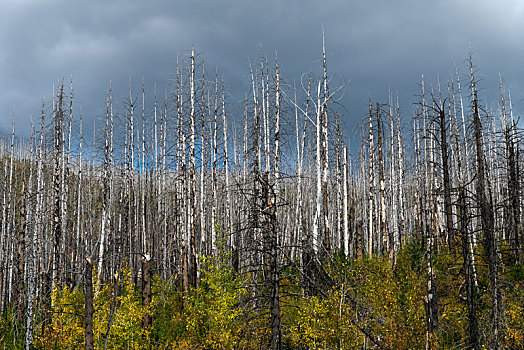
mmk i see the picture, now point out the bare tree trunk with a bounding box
[501,86,521,263]
[200,68,207,260]
[438,106,454,251]
[52,82,64,292]
[221,78,234,264]
[388,97,398,263]
[396,96,405,248]
[458,184,480,350]
[141,255,152,329]
[313,81,322,256]
[14,182,26,323]
[261,171,281,350]
[343,146,349,255]
[368,102,375,257]
[140,81,147,264]
[335,114,342,252]
[321,35,330,256]
[376,103,387,258]
[293,82,306,261]
[97,86,113,288]
[74,112,83,285]
[507,92,522,263]
[189,47,197,288]
[274,56,281,216]
[260,52,270,174]
[472,85,499,349]
[85,259,94,350]
[211,74,218,254]
[25,99,46,350]
[420,77,438,341]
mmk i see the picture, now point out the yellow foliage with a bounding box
[505,287,524,347]
[37,285,85,349]
[181,255,246,349]
[93,267,151,349]
[37,267,151,350]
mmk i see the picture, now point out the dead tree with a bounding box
[85,259,94,350]
[500,87,521,263]
[51,82,64,291]
[261,171,281,350]
[97,85,114,287]
[458,184,480,349]
[471,84,500,349]
[376,103,387,258]
[368,102,375,257]
[436,101,454,251]
[141,254,152,329]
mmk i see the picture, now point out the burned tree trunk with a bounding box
[502,105,521,263]
[16,184,27,321]
[458,184,480,350]
[261,171,281,350]
[52,82,64,291]
[141,255,152,329]
[472,89,500,348]
[438,106,454,251]
[376,103,387,257]
[85,259,94,350]
[368,102,375,257]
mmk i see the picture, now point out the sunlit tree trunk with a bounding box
[313,81,322,256]
[189,47,197,288]
[97,85,114,288]
[51,82,64,292]
[221,78,233,258]
[376,103,387,257]
[343,146,349,255]
[321,33,330,255]
[368,102,375,257]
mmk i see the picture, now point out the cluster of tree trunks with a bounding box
[0,46,521,350]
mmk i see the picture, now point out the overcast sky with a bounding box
[1,0,523,144]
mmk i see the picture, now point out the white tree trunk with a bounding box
[368,103,375,257]
[343,146,349,255]
[313,81,322,255]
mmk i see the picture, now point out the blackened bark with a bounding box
[505,121,521,263]
[424,261,438,334]
[356,220,363,260]
[438,107,454,251]
[472,93,499,349]
[182,244,189,308]
[52,83,64,288]
[261,171,281,350]
[376,104,387,258]
[458,185,479,350]
[85,259,94,350]
[142,256,152,329]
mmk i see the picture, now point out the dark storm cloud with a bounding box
[1,0,523,140]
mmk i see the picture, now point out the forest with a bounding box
[0,42,523,349]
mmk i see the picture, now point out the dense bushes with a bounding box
[1,236,523,349]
